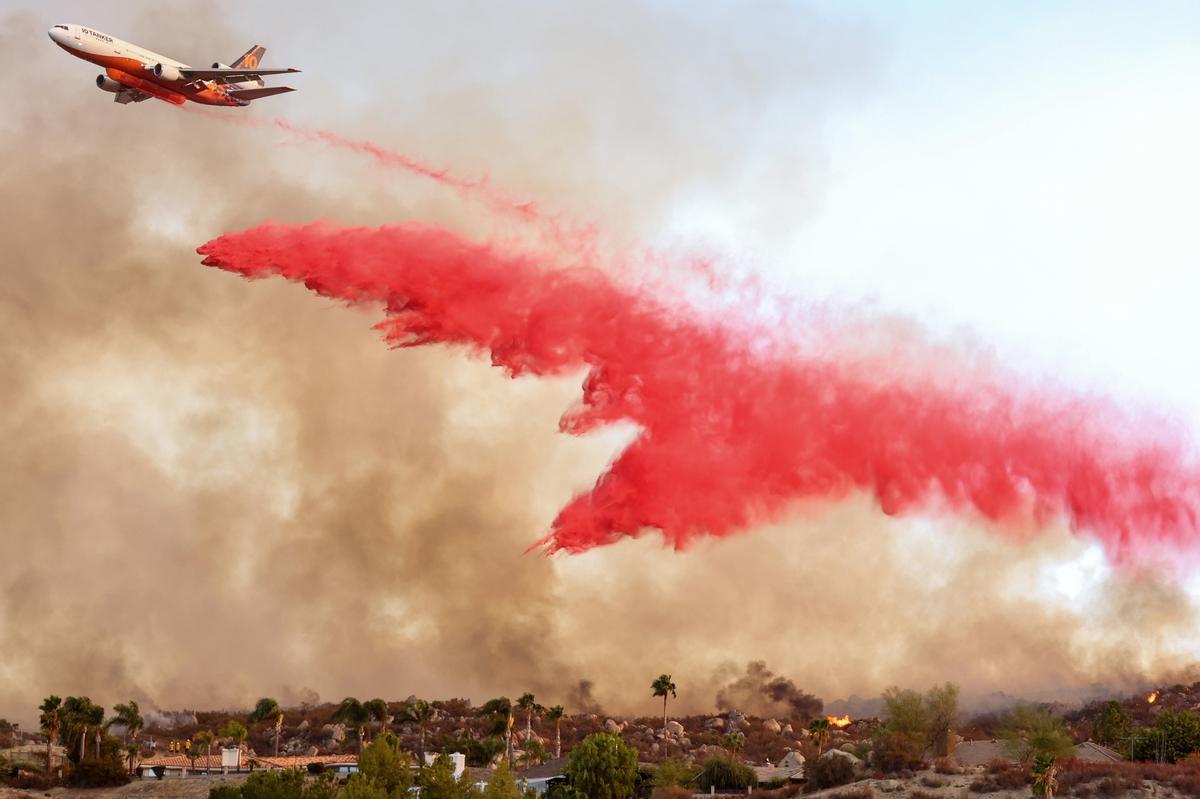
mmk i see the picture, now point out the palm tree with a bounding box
[545,705,565,759]
[479,697,515,769]
[38,695,62,775]
[808,718,831,754]
[220,720,249,771]
[248,698,284,757]
[332,697,371,752]
[108,700,144,746]
[652,675,677,730]
[399,699,434,767]
[516,694,543,749]
[363,698,389,742]
[194,730,216,772]
[725,731,745,756]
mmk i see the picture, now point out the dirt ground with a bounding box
[0,773,248,799]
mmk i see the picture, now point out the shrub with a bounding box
[872,732,923,774]
[806,755,855,792]
[210,786,243,799]
[64,757,131,788]
[653,758,699,789]
[921,775,948,788]
[697,756,756,791]
[828,788,874,799]
[969,761,1029,794]
[651,787,694,799]
[910,791,941,799]
[933,757,961,775]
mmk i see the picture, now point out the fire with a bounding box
[1148,691,1160,704]
[826,715,852,728]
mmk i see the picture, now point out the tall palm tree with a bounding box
[516,694,543,749]
[38,695,62,775]
[108,700,144,746]
[808,718,831,754]
[652,675,677,730]
[545,705,565,759]
[725,731,745,756]
[479,697,515,769]
[248,698,284,757]
[363,699,389,742]
[332,698,371,752]
[399,699,434,767]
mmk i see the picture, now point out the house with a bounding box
[517,757,568,793]
[754,750,806,784]
[136,752,359,778]
[951,740,1123,766]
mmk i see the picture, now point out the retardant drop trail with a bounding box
[198,220,1200,564]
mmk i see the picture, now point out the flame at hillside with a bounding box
[826,714,852,728]
[1148,690,1160,704]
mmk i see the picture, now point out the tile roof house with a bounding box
[136,751,358,777]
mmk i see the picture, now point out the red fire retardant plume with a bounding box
[198,221,1200,562]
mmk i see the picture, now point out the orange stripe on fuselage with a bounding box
[55,39,243,107]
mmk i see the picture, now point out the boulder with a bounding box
[821,749,861,767]
[321,723,347,743]
[705,717,726,731]
[726,710,746,729]
[297,720,310,732]
[604,719,623,734]
[305,746,320,756]
[763,718,782,734]
[782,724,793,735]
[665,721,685,737]
[877,779,901,792]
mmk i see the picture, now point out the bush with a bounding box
[910,791,941,799]
[969,760,1029,793]
[210,786,244,799]
[653,758,699,789]
[697,756,757,791]
[65,757,131,788]
[920,775,947,788]
[828,788,874,799]
[872,732,923,774]
[806,755,855,792]
[933,757,961,775]
[651,787,694,799]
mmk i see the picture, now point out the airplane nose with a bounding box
[47,26,65,44]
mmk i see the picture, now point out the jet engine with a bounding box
[211,62,231,69]
[152,63,183,82]
[96,74,121,93]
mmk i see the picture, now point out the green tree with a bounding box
[342,775,389,799]
[479,697,516,769]
[565,732,639,799]
[724,732,744,755]
[1092,701,1133,751]
[1032,754,1059,799]
[485,760,521,799]
[545,705,565,759]
[924,682,960,756]
[807,717,831,754]
[108,700,144,747]
[652,758,699,789]
[399,699,435,766]
[359,731,414,798]
[364,699,390,741]
[248,698,284,758]
[221,719,250,765]
[1131,710,1200,763]
[59,696,105,763]
[334,698,372,752]
[240,769,305,799]
[696,756,757,791]
[194,730,216,771]
[998,706,1075,765]
[39,695,63,775]
[517,693,544,753]
[881,686,929,755]
[652,675,677,730]
[419,753,467,799]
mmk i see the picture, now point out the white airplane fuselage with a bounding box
[48,24,258,106]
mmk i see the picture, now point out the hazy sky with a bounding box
[3,0,1199,725]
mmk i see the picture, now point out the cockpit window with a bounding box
[54,25,69,30]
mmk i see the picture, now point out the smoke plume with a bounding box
[715,662,823,722]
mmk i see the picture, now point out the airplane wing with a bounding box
[179,67,300,84]
[228,86,295,101]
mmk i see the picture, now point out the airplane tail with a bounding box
[232,45,266,87]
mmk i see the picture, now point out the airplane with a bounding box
[47,24,299,107]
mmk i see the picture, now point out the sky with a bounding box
[2,0,1199,726]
